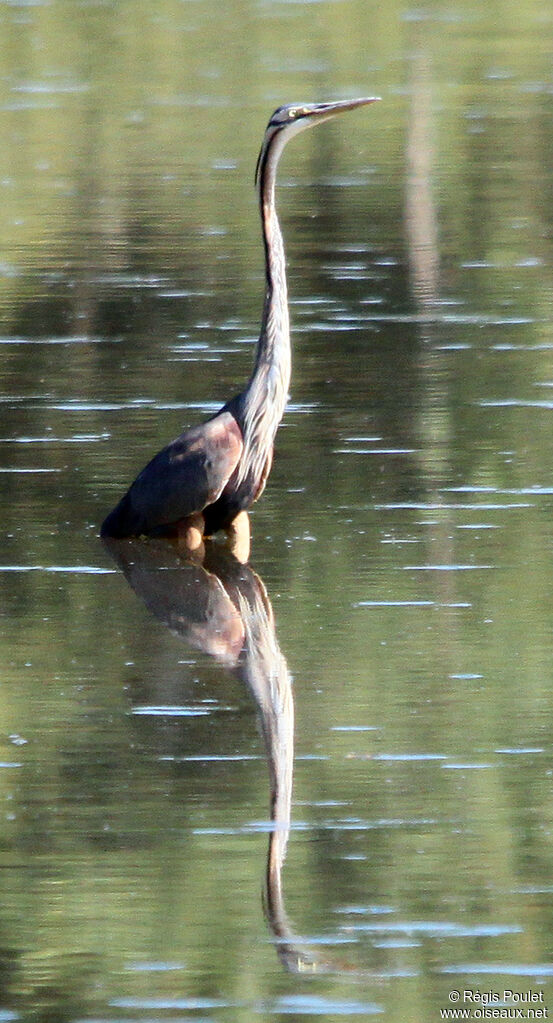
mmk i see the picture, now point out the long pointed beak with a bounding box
[306,96,381,121]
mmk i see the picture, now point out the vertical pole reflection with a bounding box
[103,538,315,973]
[405,42,458,610]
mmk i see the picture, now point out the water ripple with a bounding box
[261,995,383,1016]
[0,565,115,574]
[441,963,553,977]
[344,921,521,937]
[131,704,236,717]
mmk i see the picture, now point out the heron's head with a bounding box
[255,97,380,190]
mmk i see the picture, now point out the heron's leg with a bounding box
[227,510,250,564]
[177,512,205,554]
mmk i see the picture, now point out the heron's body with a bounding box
[101,97,377,555]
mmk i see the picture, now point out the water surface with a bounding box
[1,1,553,1020]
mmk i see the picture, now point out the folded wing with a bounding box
[100,410,243,537]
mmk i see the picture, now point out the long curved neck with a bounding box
[257,159,291,396]
[238,132,291,482]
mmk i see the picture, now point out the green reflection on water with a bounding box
[1,0,553,1020]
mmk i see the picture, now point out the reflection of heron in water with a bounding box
[101,98,378,562]
[104,538,315,973]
